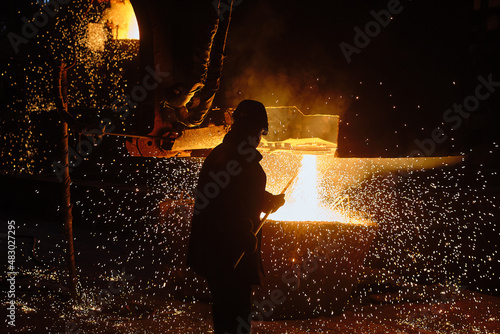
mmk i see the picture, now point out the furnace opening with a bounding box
[86,0,139,51]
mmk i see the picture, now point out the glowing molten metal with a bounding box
[257,154,378,319]
[268,155,365,224]
[109,0,139,39]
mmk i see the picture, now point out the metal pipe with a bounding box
[233,170,299,269]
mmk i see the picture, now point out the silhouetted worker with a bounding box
[187,100,285,334]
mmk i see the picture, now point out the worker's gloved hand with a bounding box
[270,194,285,213]
[262,192,286,213]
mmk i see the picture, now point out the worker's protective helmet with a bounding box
[232,100,269,135]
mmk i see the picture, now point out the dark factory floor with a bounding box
[3,269,500,333]
[1,216,499,334]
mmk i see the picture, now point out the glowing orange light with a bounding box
[86,0,139,50]
[105,0,140,40]
[125,3,140,40]
[269,155,352,223]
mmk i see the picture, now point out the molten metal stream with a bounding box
[268,155,354,223]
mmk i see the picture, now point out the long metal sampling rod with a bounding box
[233,169,299,269]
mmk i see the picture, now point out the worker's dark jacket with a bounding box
[187,130,272,285]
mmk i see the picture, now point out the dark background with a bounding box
[1,0,498,160]
[0,0,499,300]
[217,0,499,159]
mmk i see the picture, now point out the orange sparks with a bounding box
[268,155,352,223]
